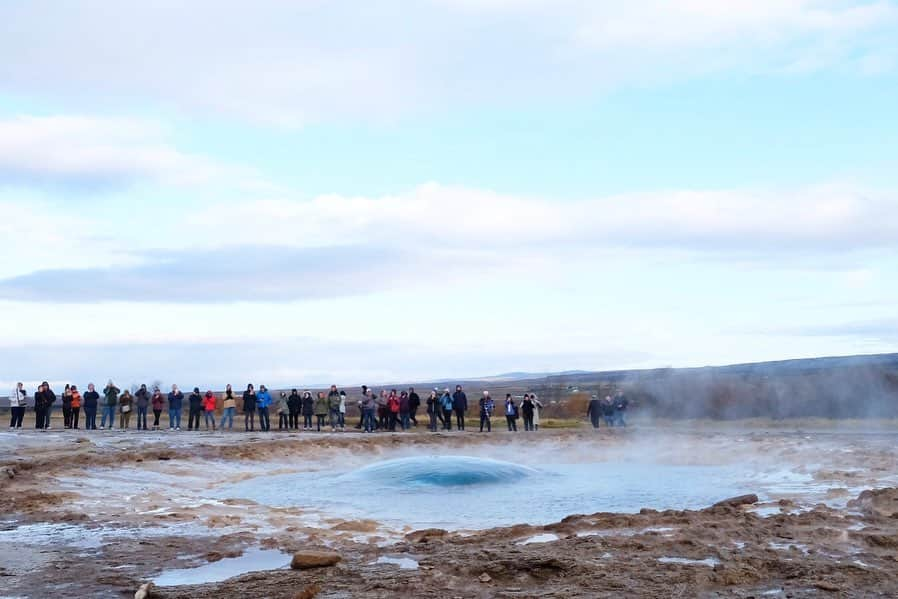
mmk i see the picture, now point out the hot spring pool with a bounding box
[211,455,802,530]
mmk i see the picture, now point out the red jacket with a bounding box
[203,393,217,411]
[388,394,400,414]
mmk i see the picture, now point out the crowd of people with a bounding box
[7,381,628,433]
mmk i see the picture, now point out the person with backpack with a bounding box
[135,384,150,431]
[70,385,82,429]
[203,390,217,431]
[440,388,454,431]
[504,394,518,432]
[479,391,494,432]
[277,391,289,430]
[151,387,165,430]
[118,389,133,429]
[9,382,27,429]
[168,384,183,430]
[83,383,99,430]
[452,385,468,431]
[257,385,272,431]
[301,390,315,430]
[314,391,329,432]
[102,380,120,430]
[287,389,301,430]
[219,384,237,430]
[243,384,257,432]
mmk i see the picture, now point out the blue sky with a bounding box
[2,0,897,389]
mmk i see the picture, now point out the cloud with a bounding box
[0,244,508,303]
[0,1,893,126]
[0,115,263,190]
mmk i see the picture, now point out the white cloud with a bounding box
[0,115,265,189]
[0,1,893,126]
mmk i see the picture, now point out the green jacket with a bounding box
[103,385,120,407]
[327,392,341,412]
[313,395,329,416]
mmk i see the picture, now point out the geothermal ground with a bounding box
[2,422,898,598]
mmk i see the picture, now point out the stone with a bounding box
[134,581,154,599]
[713,494,759,508]
[479,573,492,583]
[290,551,342,570]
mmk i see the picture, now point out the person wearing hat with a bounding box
[440,388,454,431]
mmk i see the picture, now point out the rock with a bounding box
[290,551,342,570]
[847,488,898,519]
[2,467,15,480]
[813,581,840,592]
[713,494,759,508]
[405,528,449,543]
[134,581,154,599]
[478,573,492,583]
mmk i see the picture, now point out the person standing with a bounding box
[44,382,57,429]
[62,384,73,429]
[532,394,544,431]
[338,390,347,430]
[354,385,368,430]
[203,390,217,431]
[287,389,301,430]
[521,394,535,432]
[9,383,26,429]
[425,390,440,432]
[587,395,602,429]
[277,391,289,430]
[102,380,120,430]
[219,384,236,430]
[408,387,420,427]
[151,387,165,430]
[452,385,468,431]
[242,384,257,431]
[504,394,518,432]
[440,388,454,431]
[301,390,314,430]
[326,385,341,432]
[387,390,400,432]
[613,391,629,427]
[399,391,410,431]
[168,384,183,430]
[70,385,82,429]
[360,389,376,433]
[314,391,329,431]
[257,385,272,432]
[601,395,614,427]
[83,383,99,430]
[118,389,133,429]
[479,391,494,432]
[187,387,203,431]
[376,390,389,431]
[134,384,149,431]
[34,382,54,430]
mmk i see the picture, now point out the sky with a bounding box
[2,0,898,390]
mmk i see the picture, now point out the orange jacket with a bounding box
[71,390,82,408]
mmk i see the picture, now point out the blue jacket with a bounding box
[168,391,183,410]
[257,390,272,409]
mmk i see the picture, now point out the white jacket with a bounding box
[9,387,27,408]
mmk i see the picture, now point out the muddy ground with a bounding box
[1,421,897,598]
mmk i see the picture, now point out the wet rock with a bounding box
[2,467,15,479]
[290,551,342,569]
[814,581,840,592]
[848,488,898,519]
[134,582,154,599]
[406,528,449,543]
[333,519,379,533]
[713,494,759,508]
[478,573,492,583]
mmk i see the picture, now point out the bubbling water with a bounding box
[347,456,537,487]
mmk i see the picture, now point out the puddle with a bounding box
[657,557,720,567]
[372,556,419,570]
[517,533,559,545]
[153,548,291,586]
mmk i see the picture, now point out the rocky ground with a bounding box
[1,422,897,598]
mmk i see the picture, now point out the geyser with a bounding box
[349,455,537,487]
